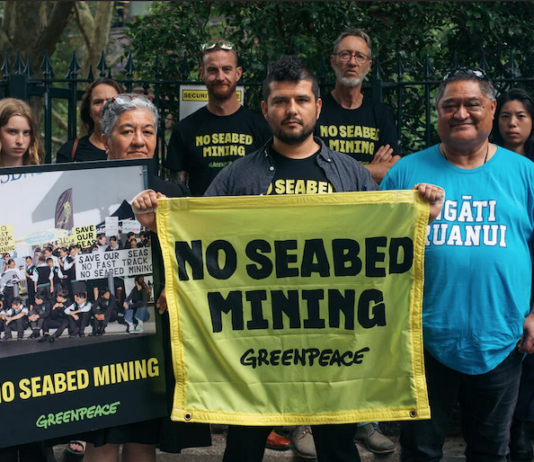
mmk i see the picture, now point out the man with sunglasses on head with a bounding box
[316,29,400,185]
[383,68,534,462]
[164,39,271,196]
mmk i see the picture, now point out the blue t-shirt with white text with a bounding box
[383,145,534,374]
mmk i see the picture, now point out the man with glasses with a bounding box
[383,67,534,461]
[316,29,400,184]
[164,39,271,196]
[317,27,398,455]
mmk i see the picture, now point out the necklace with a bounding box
[441,143,489,165]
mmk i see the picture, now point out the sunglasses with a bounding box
[442,67,489,82]
[201,40,235,51]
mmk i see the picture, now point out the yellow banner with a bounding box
[157,191,430,425]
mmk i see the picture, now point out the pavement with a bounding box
[52,433,472,461]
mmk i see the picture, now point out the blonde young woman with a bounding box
[0,98,54,462]
[0,98,43,168]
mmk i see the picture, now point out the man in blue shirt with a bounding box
[383,67,534,462]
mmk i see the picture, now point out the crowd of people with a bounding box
[0,26,533,462]
[0,231,153,342]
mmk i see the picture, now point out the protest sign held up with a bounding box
[72,224,96,248]
[0,224,15,253]
[76,248,153,280]
[157,191,430,426]
[0,161,166,448]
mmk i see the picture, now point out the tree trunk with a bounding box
[0,1,75,77]
[75,1,114,76]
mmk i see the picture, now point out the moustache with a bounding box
[282,117,303,125]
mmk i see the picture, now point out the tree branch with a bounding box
[74,1,95,50]
[108,53,124,69]
[52,108,68,132]
[33,1,76,65]
[93,1,114,52]
[2,2,15,37]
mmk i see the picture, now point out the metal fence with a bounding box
[1,49,533,171]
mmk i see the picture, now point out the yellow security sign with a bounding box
[157,191,430,425]
[181,89,243,102]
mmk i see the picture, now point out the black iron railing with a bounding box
[0,50,531,172]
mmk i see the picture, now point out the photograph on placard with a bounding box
[0,164,156,358]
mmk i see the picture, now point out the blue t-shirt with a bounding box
[383,145,534,374]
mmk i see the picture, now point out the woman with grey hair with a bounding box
[66,93,211,462]
[100,93,159,158]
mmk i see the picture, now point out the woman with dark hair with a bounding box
[0,259,20,312]
[492,88,534,160]
[56,78,124,163]
[493,88,534,461]
[123,275,149,333]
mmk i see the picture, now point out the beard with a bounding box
[269,116,317,145]
[207,80,237,101]
[333,63,369,88]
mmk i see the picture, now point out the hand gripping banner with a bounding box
[157,191,430,425]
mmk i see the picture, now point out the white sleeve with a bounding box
[79,302,92,313]
[64,303,76,314]
[63,258,74,271]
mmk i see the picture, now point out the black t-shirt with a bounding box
[164,106,271,196]
[315,94,400,163]
[56,135,107,164]
[267,148,334,195]
[153,175,189,198]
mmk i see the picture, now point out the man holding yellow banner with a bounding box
[134,56,444,462]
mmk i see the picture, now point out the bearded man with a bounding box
[164,39,271,196]
[315,29,400,184]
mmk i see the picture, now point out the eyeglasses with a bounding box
[333,50,370,64]
[201,40,235,51]
[110,94,155,103]
[442,67,489,82]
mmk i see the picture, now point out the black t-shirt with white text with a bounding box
[164,106,271,196]
[315,94,400,163]
[267,148,334,195]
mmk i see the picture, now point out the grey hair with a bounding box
[333,28,372,56]
[435,73,496,105]
[100,94,159,137]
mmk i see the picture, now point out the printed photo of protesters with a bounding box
[0,163,157,358]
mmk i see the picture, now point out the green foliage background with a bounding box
[125,1,534,154]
